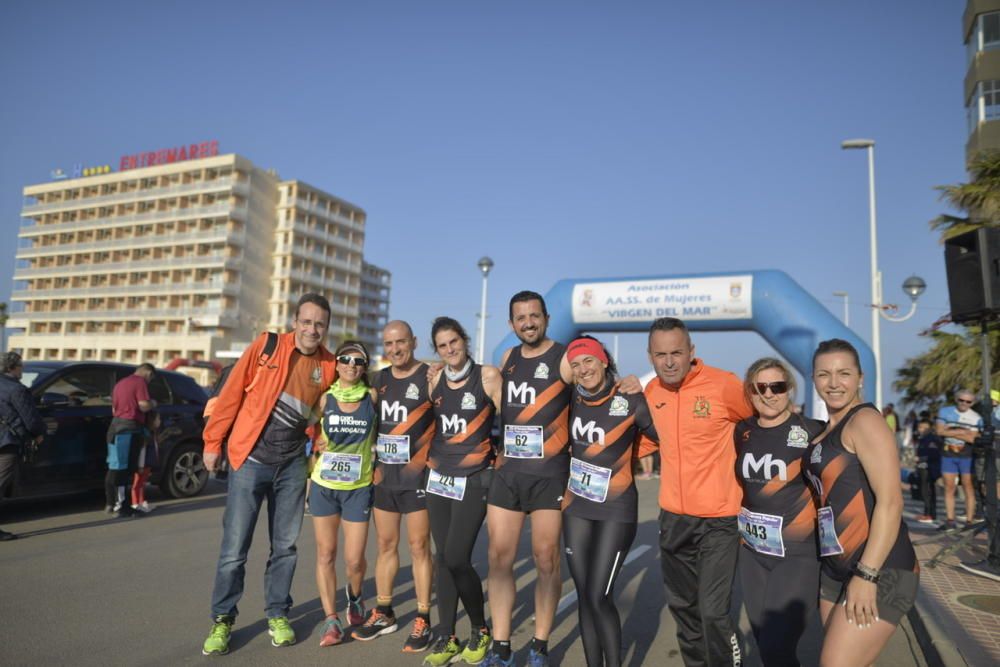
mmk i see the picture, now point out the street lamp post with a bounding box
[476,256,494,363]
[842,139,927,408]
[833,291,849,326]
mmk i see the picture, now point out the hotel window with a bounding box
[968,80,1000,132]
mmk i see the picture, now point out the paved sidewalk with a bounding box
[903,491,1000,667]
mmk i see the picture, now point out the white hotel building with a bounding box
[9,149,390,367]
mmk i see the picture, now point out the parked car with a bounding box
[12,361,210,500]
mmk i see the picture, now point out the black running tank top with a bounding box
[804,403,916,580]
[498,342,572,477]
[428,364,495,477]
[372,364,436,490]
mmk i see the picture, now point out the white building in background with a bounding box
[9,143,391,371]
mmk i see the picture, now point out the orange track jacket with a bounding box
[640,359,753,518]
[202,332,337,471]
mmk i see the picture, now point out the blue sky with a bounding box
[0,1,970,406]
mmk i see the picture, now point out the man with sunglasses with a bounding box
[641,317,752,667]
[201,293,338,655]
[936,389,983,531]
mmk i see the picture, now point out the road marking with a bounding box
[555,544,651,614]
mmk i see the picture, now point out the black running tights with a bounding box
[563,514,637,667]
[426,469,488,638]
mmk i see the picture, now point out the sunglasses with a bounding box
[753,381,789,395]
[337,355,368,367]
[956,398,974,404]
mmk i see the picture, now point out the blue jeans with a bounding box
[210,456,307,620]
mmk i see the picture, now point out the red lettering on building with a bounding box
[117,140,221,171]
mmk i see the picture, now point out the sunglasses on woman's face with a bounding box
[337,355,367,367]
[754,381,789,395]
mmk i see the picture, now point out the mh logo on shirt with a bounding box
[742,452,787,481]
[440,414,468,435]
[382,401,408,424]
[507,381,536,406]
[572,417,606,446]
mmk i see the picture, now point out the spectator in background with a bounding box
[130,411,161,513]
[0,352,45,541]
[106,364,156,517]
[936,390,982,531]
[913,419,942,524]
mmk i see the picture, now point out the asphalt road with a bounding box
[0,477,926,666]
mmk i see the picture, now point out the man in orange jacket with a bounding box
[201,294,338,656]
[640,317,752,666]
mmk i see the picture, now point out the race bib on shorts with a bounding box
[817,506,845,557]
[738,508,785,558]
[568,457,612,503]
[426,469,467,501]
[319,452,363,483]
[376,434,410,464]
[504,425,544,459]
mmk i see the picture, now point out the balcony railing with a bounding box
[21,177,247,214]
[13,255,241,279]
[11,280,241,300]
[18,203,246,237]
[11,307,240,322]
[16,229,244,258]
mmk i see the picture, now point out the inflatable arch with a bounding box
[492,270,876,415]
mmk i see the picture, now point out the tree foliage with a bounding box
[893,151,1000,406]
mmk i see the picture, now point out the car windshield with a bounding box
[20,371,43,388]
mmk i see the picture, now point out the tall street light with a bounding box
[476,256,494,363]
[842,139,927,408]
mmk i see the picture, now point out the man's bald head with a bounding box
[382,320,418,370]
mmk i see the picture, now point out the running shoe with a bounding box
[937,519,957,532]
[403,616,434,653]
[352,608,398,641]
[481,650,514,666]
[461,627,492,664]
[202,615,233,655]
[526,648,549,667]
[914,514,935,524]
[131,502,155,513]
[346,587,366,626]
[267,616,296,647]
[423,635,463,666]
[319,616,344,647]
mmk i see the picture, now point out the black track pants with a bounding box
[737,547,819,667]
[426,468,489,637]
[563,514,636,667]
[658,510,741,667]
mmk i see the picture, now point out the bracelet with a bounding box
[851,561,881,583]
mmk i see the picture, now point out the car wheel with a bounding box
[161,441,208,498]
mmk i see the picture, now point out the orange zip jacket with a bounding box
[202,331,337,471]
[639,359,753,518]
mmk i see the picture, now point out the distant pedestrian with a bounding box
[106,364,157,517]
[0,352,45,541]
[913,419,942,524]
[935,389,982,530]
[130,411,161,513]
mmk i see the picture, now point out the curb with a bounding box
[908,593,969,667]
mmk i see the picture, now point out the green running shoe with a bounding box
[423,635,463,666]
[461,627,492,665]
[202,615,233,656]
[267,616,296,647]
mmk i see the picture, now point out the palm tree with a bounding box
[931,150,1000,238]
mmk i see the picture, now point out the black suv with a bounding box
[14,361,210,500]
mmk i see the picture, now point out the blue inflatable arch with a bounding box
[492,270,876,414]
